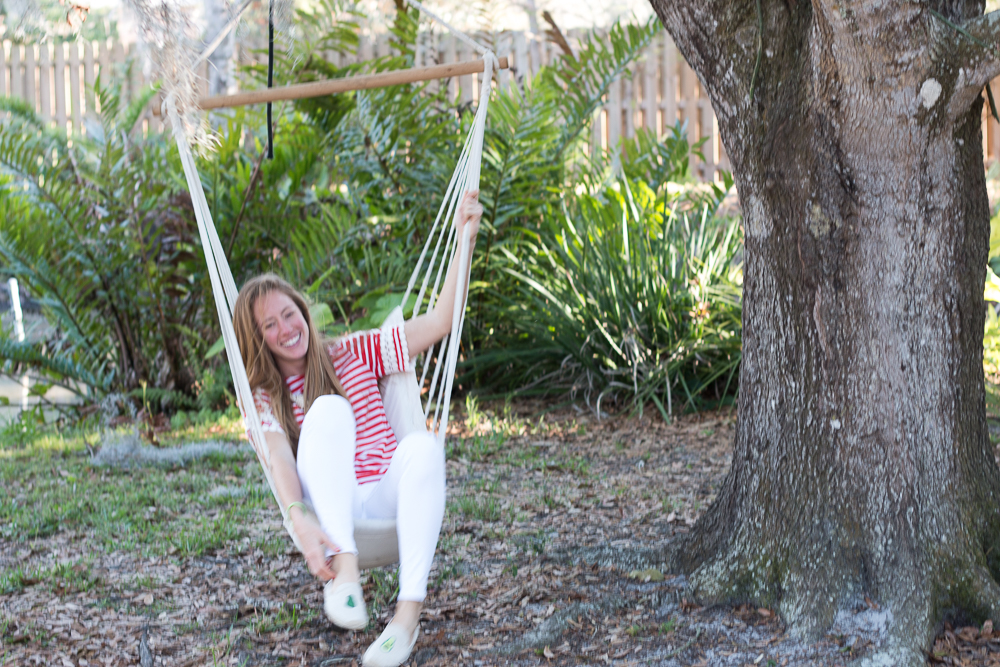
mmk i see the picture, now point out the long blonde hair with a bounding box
[233,273,346,455]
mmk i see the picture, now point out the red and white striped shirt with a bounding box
[252,325,410,484]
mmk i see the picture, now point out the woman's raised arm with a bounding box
[404,190,482,357]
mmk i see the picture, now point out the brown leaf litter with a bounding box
[2,402,999,666]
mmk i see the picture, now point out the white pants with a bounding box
[296,395,445,602]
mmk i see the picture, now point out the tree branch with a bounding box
[649,0,753,76]
[936,10,1000,90]
[648,0,777,126]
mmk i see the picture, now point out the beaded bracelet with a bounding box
[286,501,309,516]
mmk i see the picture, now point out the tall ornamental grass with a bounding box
[481,129,742,416]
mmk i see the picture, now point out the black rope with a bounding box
[266,0,274,160]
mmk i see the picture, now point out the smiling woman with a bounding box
[256,292,311,374]
[230,190,481,667]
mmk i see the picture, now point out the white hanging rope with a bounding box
[165,94,292,538]
[405,0,491,56]
[160,3,497,552]
[412,51,496,443]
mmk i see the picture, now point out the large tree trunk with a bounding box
[648,0,1000,662]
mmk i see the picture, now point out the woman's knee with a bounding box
[301,394,355,433]
[298,395,356,466]
[397,432,444,476]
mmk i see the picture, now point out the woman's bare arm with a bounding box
[264,431,337,579]
[405,190,482,358]
[264,431,306,512]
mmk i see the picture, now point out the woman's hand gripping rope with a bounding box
[457,189,483,239]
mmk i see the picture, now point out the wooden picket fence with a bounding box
[17,29,999,182]
[2,29,738,180]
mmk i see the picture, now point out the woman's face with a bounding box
[254,290,310,374]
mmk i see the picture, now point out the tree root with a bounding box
[850,645,926,667]
[963,566,1000,623]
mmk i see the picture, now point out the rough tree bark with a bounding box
[647,0,1000,662]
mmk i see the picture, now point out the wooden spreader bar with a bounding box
[198,56,509,110]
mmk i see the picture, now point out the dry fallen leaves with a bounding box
[6,406,1000,666]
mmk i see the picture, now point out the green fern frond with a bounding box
[0,96,43,128]
[549,17,662,157]
[0,338,110,396]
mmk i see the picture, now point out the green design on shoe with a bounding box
[381,636,396,652]
[346,595,355,608]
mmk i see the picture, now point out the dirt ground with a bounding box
[2,403,999,666]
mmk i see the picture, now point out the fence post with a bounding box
[498,33,512,92]
[129,42,143,111]
[7,279,28,412]
[592,104,604,155]
[39,43,51,122]
[69,42,82,133]
[54,42,66,132]
[112,40,125,98]
[459,39,473,105]
[376,32,390,60]
[679,60,697,144]
[992,99,1000,166]
[642,42,657,133]
[661,33,677,135]
[699,81,716,180]
[359,32,372,62]
[10,43,22,100]
[513,30,528,85]
[986,95,1000,166]
[446,34,458,100]
[83,40,95,117]
[0,41,6,98]
[608,74,621,150]
[627,70,638,141]
[99,38,111,95]
[24,44,36,115]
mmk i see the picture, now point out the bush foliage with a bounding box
[0,5,743,420]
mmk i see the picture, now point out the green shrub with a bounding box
[1,5,740,420]
[474,125,741,415]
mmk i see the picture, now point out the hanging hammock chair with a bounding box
[162,2,500,569]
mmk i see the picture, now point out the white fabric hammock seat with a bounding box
[167,12,498,569]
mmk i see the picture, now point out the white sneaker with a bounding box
[362,622,420,667]
[323,580,367,630]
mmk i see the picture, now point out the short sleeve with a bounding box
[337,325,409,379]
[379,323,410,375]
[252,387,285,434]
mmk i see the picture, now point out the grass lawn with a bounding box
[0,411,265,565]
